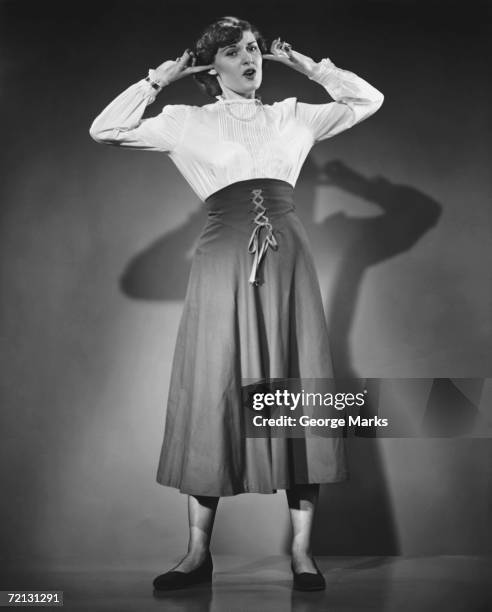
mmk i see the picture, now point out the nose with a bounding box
[241,49,255,64]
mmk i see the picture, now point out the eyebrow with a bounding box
[222,41,258,50]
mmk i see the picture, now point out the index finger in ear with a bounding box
[178,49,193,62]
[186,64,215,74]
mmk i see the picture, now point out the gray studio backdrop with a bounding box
[1,0,491,570]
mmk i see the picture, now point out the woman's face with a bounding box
[212,30,263,96]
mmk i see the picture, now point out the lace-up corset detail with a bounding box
[247,188,279,285]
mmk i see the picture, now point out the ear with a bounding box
[208,68,217,75]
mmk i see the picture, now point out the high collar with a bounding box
[215,94,262,104]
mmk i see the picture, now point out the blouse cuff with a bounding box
[307,57,362,100]
[148,68,170,90]
[307,57,337,83]
[133,69,169,103]
[134,78,158,104]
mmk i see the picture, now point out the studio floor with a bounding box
[3,555,491,611]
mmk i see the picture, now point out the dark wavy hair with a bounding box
[192,16,268,99]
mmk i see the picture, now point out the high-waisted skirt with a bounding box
[156,178,348,496]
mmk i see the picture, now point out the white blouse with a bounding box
[89,58,384,202]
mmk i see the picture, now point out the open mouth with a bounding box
[242,68,257,79]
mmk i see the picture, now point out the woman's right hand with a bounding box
[151,49,213,86]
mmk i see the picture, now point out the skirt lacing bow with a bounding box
[248,188,278,285]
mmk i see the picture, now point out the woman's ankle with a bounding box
[291,545,313,558]
[186,544,210,558]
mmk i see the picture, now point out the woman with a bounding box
[89,16,384,592]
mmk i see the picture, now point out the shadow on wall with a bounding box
[288,157,442,556]
[119,155,442,555]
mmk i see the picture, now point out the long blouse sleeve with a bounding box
[89,75,188,152]
[296,57,384,142]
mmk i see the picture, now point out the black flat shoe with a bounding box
[291,557,326,591]
[153,551,213,591]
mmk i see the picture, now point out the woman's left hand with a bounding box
[262,38,317,77]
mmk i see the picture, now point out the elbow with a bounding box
[89,124,104,144]
[373,91,384,111]
[362,92,384,121]
[89,121,111,144]
[89,125,104,144]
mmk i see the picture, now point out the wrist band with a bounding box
[308,57,337,81]
[145,75,162,91]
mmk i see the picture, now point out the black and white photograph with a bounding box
[1,0,491,610]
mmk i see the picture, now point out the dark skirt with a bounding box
[156,178,348,496]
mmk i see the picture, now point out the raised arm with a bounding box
[89,75,186,151]
[299,57,384,141]
[89,50,212,151]
[263,39,384,142]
